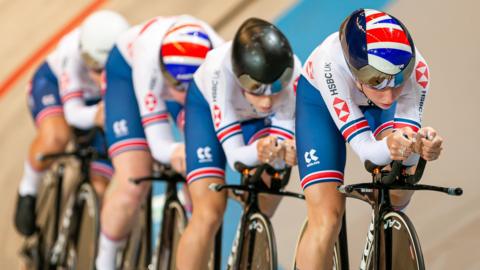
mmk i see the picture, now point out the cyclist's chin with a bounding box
[374,102,393,110]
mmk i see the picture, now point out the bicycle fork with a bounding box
[359,212,375,270]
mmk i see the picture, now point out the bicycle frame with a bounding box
[210,162,305,270]
[339,159,463,270]
[130,164,187,269]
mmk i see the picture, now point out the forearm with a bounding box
[144,123,178,164]
[63,100,98,129]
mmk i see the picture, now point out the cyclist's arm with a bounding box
[63,98,99,129]
[60,56,99,129]
[393,55,430,165]
[305,62,391,165]
[132,41,179,164]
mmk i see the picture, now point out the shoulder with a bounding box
[411,48,430,90]
[301,32,354,98]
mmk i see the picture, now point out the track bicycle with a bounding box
[210,162,307,270]
[124,163,188,270]
[338,158,463,270]
[20,128,105,270]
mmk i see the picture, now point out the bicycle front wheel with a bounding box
[64,183,100,270]
[365,211,425,270]
[292,219,346,270]
[153,200,187,270]
[237,212,277,270]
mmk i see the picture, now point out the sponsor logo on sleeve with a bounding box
[144,92,157,112]
[304,149,320,167]
[41,94,56,106]
[60,73,70,92]
[415,61,429,89]
[306,61,314,80]
[113,119,129,137]
[197,146,213,163]
[333,97,350,122]
[324,62,338,96]
[213,104,222,128]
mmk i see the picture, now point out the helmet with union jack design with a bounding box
[339,9,416,90]
[160,17,213,91]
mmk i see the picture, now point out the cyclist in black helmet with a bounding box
[177,18,302,268]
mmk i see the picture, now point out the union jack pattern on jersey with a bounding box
[161,22,212,83]
[364,9,414,75]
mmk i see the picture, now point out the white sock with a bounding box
[18,161,44,196]
[96,233,126,270]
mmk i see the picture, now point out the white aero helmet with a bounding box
[80,10,129,71]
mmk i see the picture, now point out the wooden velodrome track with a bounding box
[0,0,478,269]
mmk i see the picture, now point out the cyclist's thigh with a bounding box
[295,76,345,218]
[185,81,227,209]
[29,62,69,137]
[104,47,152,182]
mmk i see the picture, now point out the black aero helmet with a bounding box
[232,18,294,95]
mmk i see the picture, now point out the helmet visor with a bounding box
[237,67,293,96]
[349,57,415,90]
[81,52,103,73]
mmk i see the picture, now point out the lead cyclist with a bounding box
[294,9,443,269]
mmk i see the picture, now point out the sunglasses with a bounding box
[237,67,293,96]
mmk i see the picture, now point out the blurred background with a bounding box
[0,0,478,269]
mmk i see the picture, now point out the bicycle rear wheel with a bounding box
[236,212,277,270]
[365,211,425,270]
[63,183,100,270]
[292,219,347,270]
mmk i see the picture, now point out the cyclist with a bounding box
[97,15,223,269]
[295,9,443,269]
[14,10,129,237]
[177,18,301,269]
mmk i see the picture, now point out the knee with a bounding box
[114,181,150,209]
[191,200,226,233]
[41,125,71,149]
[308,209,343,242]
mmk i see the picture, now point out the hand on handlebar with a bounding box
[413,127,443,161]
[386,127,415,160]
[257,136,297,166]
[170,143,186,175]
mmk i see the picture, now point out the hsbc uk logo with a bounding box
[197,146,213,163]
[304,149,320,167]
[144,92,158,112]
[415,61,429,89]
[213,104,222,128]
[333,97,350,122]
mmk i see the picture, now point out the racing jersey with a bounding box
[47,29,104,129]
[114,15,224,164]
[193,41,302,169]
[302,32,430,166]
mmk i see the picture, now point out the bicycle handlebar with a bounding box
[234,161,291,188]
[364,157,428,185]
[37,147,107,162]
[129,163,185,185]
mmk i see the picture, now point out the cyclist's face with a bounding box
[357,82,405,109]
[166,83,187,105]
[243,91,281,113]
[88,70,103,89]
